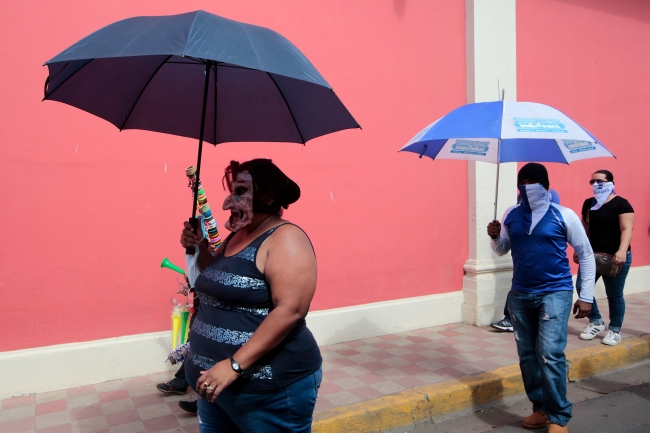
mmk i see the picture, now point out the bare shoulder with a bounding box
[269,223,313,252]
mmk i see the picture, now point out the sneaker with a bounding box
[156,380,187,395]
[602,330,621,346]
[491,317,514,332]
[178,399,198,414]
[579,323,606,341]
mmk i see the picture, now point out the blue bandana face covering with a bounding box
[518,183,551,234]
[591,181,615,210]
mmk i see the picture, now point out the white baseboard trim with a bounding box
[572,264,650,301]
[0,291,463,399]
[0,332,177,400]
[2,265,647,399]
[306,291,464,346]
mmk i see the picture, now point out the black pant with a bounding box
[171,362,189,389]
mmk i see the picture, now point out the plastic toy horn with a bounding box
[171,305,183,350]
[161,258,185,275]
[186,165,222,252]
[180,310,190,345]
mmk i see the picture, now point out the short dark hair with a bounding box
[593,169,614,183]
[223,159,300,216]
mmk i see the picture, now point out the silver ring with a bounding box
[202,382,210,388]
[206,386,215,391]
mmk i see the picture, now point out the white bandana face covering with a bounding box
[591,181,615,210]
[518,183,551,235]
[222,171,254,232]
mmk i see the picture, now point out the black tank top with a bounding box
[187,223,322,393]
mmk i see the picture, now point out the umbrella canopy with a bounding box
[400,101,614,164]
[44,10,359,145]
[400,101,615,219]
[44,10,360,251]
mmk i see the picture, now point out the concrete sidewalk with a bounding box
[2,292,649,433]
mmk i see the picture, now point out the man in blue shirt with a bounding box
[487,163,595,433]
[491,188,563,332]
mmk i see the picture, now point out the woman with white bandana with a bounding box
[574,170,634,346]
[487,163,595,433]
[180,159,322,433]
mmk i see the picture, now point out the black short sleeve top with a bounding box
[581,196,634,255]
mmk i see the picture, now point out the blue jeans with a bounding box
[504,291,512,319]
[576,251,632,333]
[194,367,322,433]
[508,290,573,426]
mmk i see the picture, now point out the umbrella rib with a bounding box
[267,72,305,144]
[120,55,172,131]
[166,60,205,64]
[239,23,263,71]
[42,59,94,101]
[212,63,217,145]
[183,55,208,64]
[217,63,263,71]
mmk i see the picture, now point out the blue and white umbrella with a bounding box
[400,101,614,163]
[399,101,615,218]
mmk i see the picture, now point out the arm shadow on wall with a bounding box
[554,0,650,24]
[393,0,406,20]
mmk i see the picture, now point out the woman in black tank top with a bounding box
[180,159,322,432]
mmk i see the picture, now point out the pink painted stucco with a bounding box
[517,0,650,270]
[0,1,467,351]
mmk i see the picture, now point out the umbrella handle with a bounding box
[185,217,199,255]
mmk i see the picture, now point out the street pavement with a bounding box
[407,360,650,433]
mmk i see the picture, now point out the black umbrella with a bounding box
[44,10,359,251]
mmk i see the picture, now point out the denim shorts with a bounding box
[193,366,322,433]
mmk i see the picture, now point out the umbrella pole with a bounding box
[186,60,213,255]
[493,139,501,222]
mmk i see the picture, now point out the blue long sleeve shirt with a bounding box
[491,203,595,303]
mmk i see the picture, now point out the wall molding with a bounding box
[306,291,464,346]
[0,331,177,400]
[0,290,463,399]
[2,265,648,399]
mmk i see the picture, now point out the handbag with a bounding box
[586,212,622,277]
[594,252,621,277]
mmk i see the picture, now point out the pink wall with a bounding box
[0,1,467,351]
[517,0,650,270]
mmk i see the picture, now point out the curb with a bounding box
[313,334,650,433]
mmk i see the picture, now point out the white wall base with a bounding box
[461,257,514,326]
[0,291,463,399]
[572,264,650,301]
[1,266,647,400]
[0,332,177,400]
[306,291,464,346]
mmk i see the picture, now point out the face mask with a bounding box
[518,189,560,205]
[590,181,615,211]
[222,171,254,232]
[518,183,551,234]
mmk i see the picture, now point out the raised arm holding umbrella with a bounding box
[400,100,615,432]
[43,9,360,249]
[43,11,359,430]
